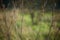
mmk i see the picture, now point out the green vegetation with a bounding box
[0,9,60,40]
[15,10,52,40]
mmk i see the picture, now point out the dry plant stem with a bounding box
[48,7,54,40]
[20,0,24,40]
[3,9,11,40]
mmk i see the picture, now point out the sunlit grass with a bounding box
[15,10,52,40]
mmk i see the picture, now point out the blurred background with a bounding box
[0,0,60,40]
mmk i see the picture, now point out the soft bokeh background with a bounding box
[0,0,60,40]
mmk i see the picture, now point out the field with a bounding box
[14,9,52,40]
[0,9,59,40]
